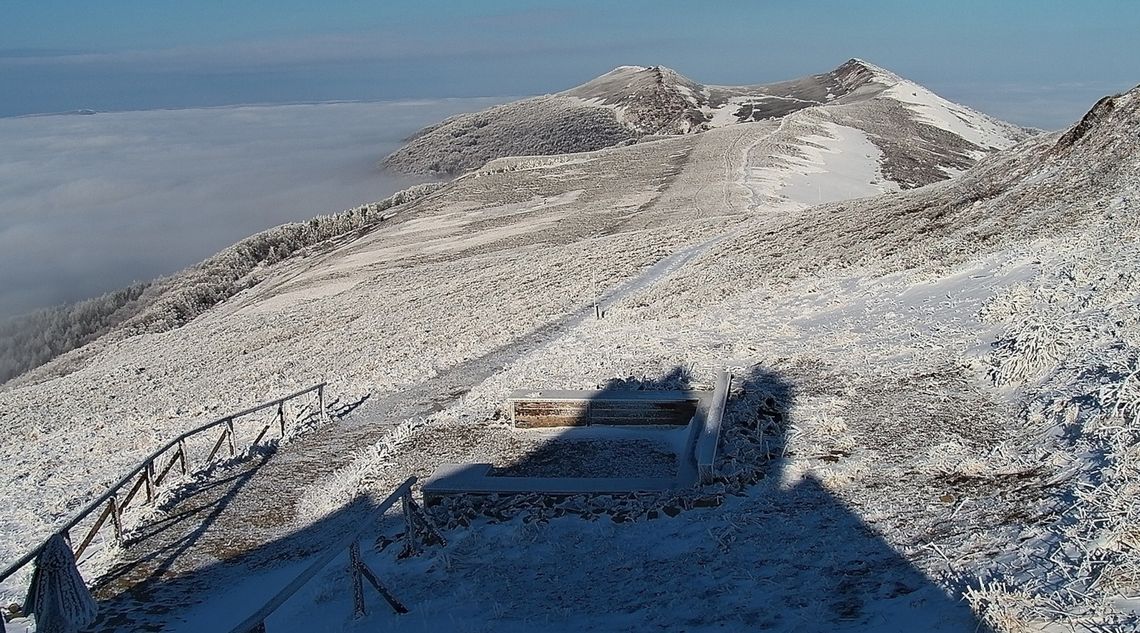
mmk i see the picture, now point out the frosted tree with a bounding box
[22,535,96,633]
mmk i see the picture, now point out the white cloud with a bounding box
[0,98,502,317]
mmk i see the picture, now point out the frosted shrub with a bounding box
[988,317,1077,385]
[964,579,1051,633]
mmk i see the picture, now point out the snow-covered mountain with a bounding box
[382,59,1031,178]
[3,68,1138,631]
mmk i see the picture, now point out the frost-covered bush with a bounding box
[968,218,1140,629]
[987,318,1078,385]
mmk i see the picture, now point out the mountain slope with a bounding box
[382,59,1031,178]
[3,71,1136,631]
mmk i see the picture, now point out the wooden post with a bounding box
[226,419,237,457]
[401,493,418,558]
[143,460,156,504]
[156,446,185,486]
[350,540,366,618]
[251,424,271,448]
[357,559,409,614]
[278,400,287,437]
[207,426,230,463]
[74,498,119,559]
[406,496,447,547]
[108,495,123,544]
[178,439,189,475]
[120,470,149,511]
[318,384,329,425]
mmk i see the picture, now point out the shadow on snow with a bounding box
[80,363,993,632]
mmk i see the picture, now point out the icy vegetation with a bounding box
[0,183,441,385]
[2,63,1138,632]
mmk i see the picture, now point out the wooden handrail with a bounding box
[0,382,327,587]
[227,477,417,633]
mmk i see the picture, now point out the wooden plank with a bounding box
[73,498,115,559]
[143,460,155,503]
[589,399,697,426]
[177,439,188,475]
[206,426,230,463]
[421,463,675,502]
[513,397,698,427]
[406,497,447,547]
[108,496,123,543]
[155,446,184,486]
[251,424,271,449]
[508,389,697,403]
[119,470,149,512]
[225,419,237,457]
[350,540,366,617]
[512,400,590,428]
[318,384,329,425]
[358,560,408,614]
[400,494,418,558]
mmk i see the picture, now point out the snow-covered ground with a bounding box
[2,72,1133,632]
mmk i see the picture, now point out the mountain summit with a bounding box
[381,59,1030,179]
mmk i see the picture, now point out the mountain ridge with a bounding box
[381,59,1032,178]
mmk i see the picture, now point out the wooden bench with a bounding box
[508,389,700,428]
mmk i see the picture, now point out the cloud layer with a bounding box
[0,98,501,318]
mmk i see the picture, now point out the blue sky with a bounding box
[3,0,1139,128]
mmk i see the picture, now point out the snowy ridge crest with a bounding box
[382,58,1030,177]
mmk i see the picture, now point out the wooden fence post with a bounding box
[109,495,123,544]
[226,419,237,457]
[251,425,271,448]
[143,460,155,504]
[318,384,329,425]
[350,540,366,618]
[207,426,230,463]
[74,497,120,559]
[178,439,189,475]
[401,493,418,558]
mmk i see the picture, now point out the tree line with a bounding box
[0,183,442,384]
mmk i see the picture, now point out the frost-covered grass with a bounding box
[4,76,1120,632]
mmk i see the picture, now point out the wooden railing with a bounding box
[228,476,444,632]
[0,382,329,598]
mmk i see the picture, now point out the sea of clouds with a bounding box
[0,97,502,318]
